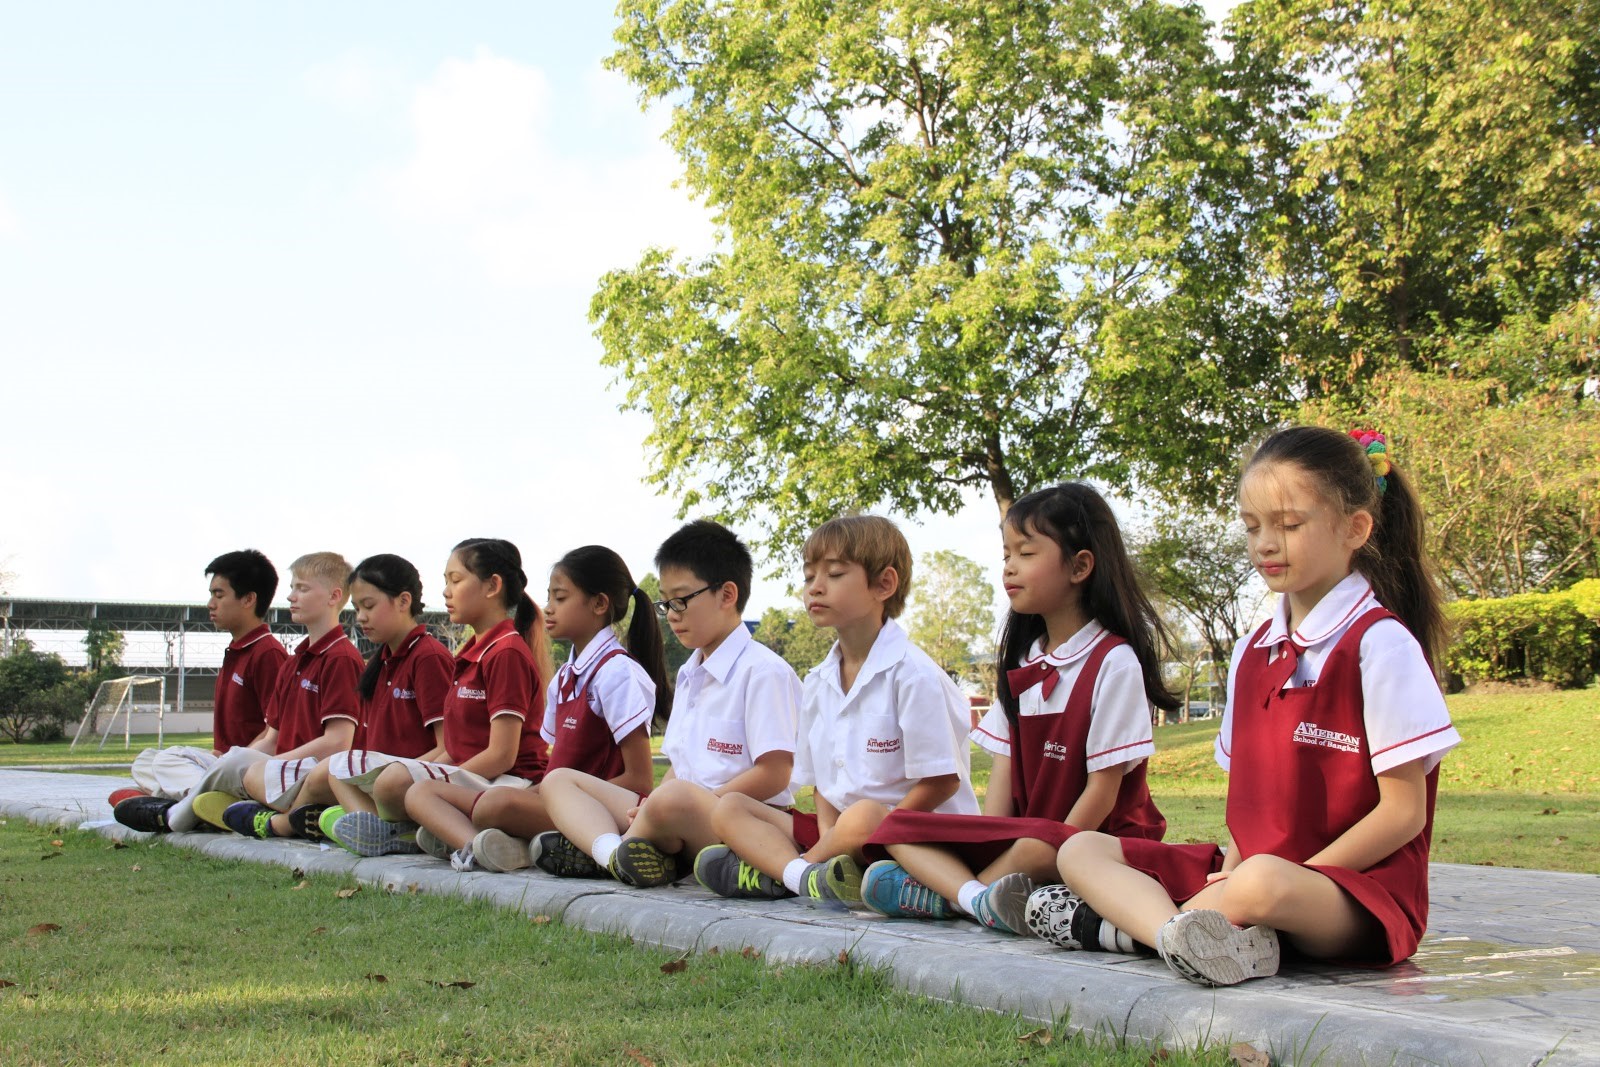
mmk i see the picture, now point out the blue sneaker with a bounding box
[861,860,953,919]
[222,800,276,839]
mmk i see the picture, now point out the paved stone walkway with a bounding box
[3,768,1595,1066]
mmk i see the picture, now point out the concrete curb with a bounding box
[2,789,1592,1067]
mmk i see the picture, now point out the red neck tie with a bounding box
[1007,659,1060,702]
[1258,639,1302,707]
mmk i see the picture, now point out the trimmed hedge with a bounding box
[1445,582,1600,690]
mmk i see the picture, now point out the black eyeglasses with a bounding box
[654,585,715,616]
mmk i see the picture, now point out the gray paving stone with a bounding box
[2,768,1595,1066]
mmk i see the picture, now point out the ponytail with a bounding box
[1246,426,1445,666]
[553,545,673,724]
[516,592,557,692]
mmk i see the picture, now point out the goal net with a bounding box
[71,675,169,751]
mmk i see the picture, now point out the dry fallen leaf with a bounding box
[364,973,387,983]
[406,883,421,894]
[50,840,63,847]
[291,867,306,879]
[705,946,720,956]
[310,927,327,936]
[0,979,17,988]
[836,949,850,966]
[1016,1027,1052,1046]
[131,865,142,872]
[660,958,688,975]
[531,915,552,925]
[623,1046,657,1067]
[107,841,127,851]
[429,980,476,990]
[27,924,61,936]
[740,946,760,960]
[1227,1042,1272,1067]
[335,887,360,899]
[290,880,309,891]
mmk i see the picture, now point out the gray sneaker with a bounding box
[472,829,533,872]
[693,845,792,899]
[416,826,452,860]
[970,872,1035,933]
[1155,909,1280,986]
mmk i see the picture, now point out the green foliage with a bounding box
[906,550,995,687]
[1235,0,1600,385]
[0,645,90,744]
[637,572,694,680]
[1445,587,1600,689]
[82,619,125,675]
[1131,507,1262,677]
[751,605,834,678]
[595,0,1281,556]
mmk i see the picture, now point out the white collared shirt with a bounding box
[1216,572,1459,774]
[794,619,979,815]
[660,623,801,805]
[540,629,656,745]
[972,621,1155,773]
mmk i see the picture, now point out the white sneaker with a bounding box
[449,845,478,873]
[472,829,533,872]
[1155,909,1280,986]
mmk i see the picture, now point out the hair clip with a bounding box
[1349,428,1391,494]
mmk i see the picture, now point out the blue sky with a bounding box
[0,2,1029,617]
[1,2,1237,625]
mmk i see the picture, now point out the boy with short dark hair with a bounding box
[112,550,286,828]
[699,515,978,904]
[521,520,801,885]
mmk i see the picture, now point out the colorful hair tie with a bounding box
[1349,428,1391,494]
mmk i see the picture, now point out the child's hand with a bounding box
[624,805,641,825]
[1204,871,1230,884]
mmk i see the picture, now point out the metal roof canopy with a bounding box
[1,597,458,719]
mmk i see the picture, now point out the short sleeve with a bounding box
[894,661,968,780]
[792,679,823,787]
[1214,634,1252,772]
[1359,619,1460,773]
[411,649,452,727]
[317,651,363,725]
[740,658,801,760]
[589,656,657,741]
[483,648,534,721]
[1083,646,1155,772]
[971,704,1011,758]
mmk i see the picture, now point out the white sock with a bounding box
[955,880,986,917]
[1100,918,1137,953]
[781,858,811,895]
[591,833,622,867]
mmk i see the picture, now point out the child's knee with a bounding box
[404,779,443,817]
[832,799,888,842]
[372,766,411,805]
[1218,855,1294,926]
[642,779,698,820]
[708,791,759,837]
[470,787,518,828]
[1057,830,1117,882]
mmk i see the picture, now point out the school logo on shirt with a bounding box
[392,687,415,700]
[706,738,744,755]
[231,672,245,686]
[1292,721,1361,754]
[457,687,487,700]
[299,678,319,693]
[866,737,902,754]
[1041,740,1069,762]
[561,715,579,730]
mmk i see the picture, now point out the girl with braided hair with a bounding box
[1039,426,1460,986]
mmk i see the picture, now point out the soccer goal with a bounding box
[70,675,169,751]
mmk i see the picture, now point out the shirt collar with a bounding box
[566,628,622,675]
[228,624,274,652]
[819,618,909,695]
[381,624,429,664]
[685,621,752,685]
[460,618,518,663]
[1025,620,1107,667]
[298,625,352,658]
[1254,572,1377,650]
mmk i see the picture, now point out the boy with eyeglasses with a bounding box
[531,520,802,886]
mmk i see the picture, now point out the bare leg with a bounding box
[807,800,888,864]
[886,842,975,902]
[1057,831,1185,949]
[405,780,483,851]
[540,768,640,854]
[266,761,335,837]
[369,763,417,823]
[330,774,379,816]
[976,837,1060,884]
[626,778,722,856]
[1213,854,1380,959]
[710,793,805,880]
[470,785,553,838]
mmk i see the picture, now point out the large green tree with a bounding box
[1234,0,1600,388]
[906,550,996,686]
[595,0,1282,552]
[751,605,835,677]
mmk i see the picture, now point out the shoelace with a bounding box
[736,862,767,893]
[897,877,945,918]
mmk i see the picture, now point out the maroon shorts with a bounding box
[1118,837,1226,902]
[789,810,821,851]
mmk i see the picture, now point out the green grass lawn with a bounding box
[0,822,1235,1067]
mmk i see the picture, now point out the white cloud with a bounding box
[377,47,713,289]
[302,48,407,118]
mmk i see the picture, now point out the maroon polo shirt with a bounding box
[265,626,363,753]
[358,625,453,758]
[213,625,289,752]
[441,619,548,779]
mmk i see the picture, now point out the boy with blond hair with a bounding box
[163,553,363,834]
[700,515,978,904]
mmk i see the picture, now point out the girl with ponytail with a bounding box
[413,545,668,873]
[1049,426,1461,987]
